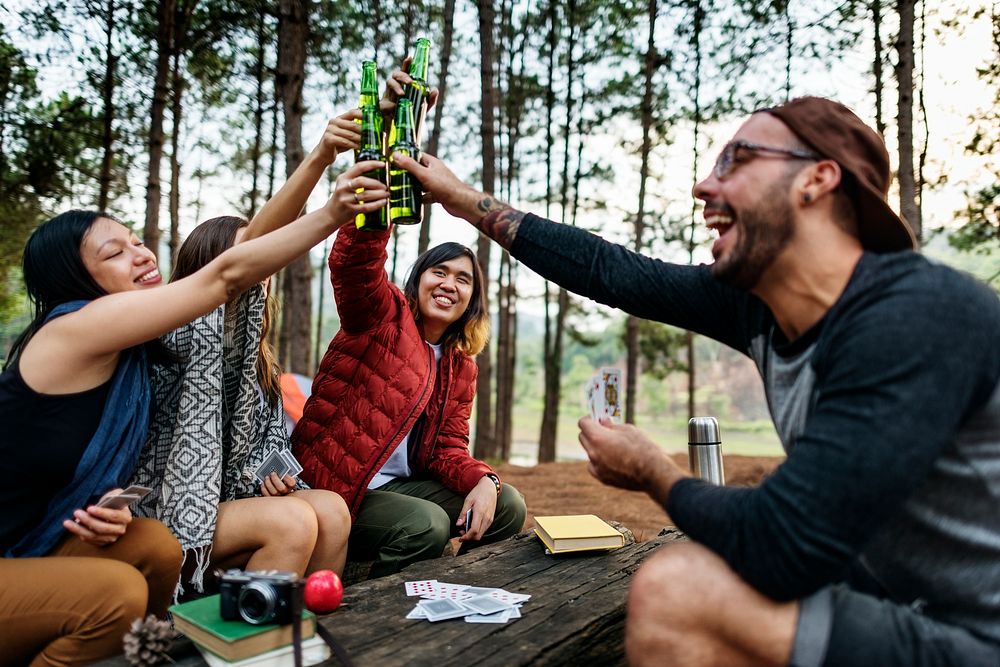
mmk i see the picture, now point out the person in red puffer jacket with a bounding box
[292,222,526,578]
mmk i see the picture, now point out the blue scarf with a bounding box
[6,300,151,558]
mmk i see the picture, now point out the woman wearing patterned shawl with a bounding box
[0,152,384,664]
[129,114,362,593]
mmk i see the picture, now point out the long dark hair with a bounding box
[5,210,113,367]
[173,215,283,404]
[403,242,490,356]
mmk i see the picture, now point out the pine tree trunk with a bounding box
[248,8,268,219]
[474,0,498,460]
[419,0,456,256]
[538,0,561,464]
[168,47,183,273]
[686,0,704,421]
[626,0,657,425]
[895,0,919,240]
[143,0,176,257]
[872,0,885,137]
[276,0,312,374]
[97,0,116,211]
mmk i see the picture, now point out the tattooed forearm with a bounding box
[476,207,525,250]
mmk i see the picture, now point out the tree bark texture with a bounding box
[474,0,498,460]
[143,0,176,257]
[626,0,658,425]
[419,0,457,256]
[276,0,313,374]
[895,0,920,241]
[97,0,116,211]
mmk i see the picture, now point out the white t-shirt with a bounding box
[368,342,443,490]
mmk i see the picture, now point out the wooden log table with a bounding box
[95,528,685,667]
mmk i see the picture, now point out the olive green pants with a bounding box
[348,478,526,579]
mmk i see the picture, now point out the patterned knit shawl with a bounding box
[131,285,291,592]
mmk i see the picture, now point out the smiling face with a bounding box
[694,114,811,290]
[80,217,161,294]
[416,255,475,342]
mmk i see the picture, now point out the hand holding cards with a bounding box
[585,367,622,422]
[255,448,303,485]
[96,485,152,509]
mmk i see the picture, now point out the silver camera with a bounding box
[218,569,301,625]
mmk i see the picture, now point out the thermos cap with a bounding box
[688,416,721,445]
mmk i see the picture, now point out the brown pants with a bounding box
[0,518,182,667]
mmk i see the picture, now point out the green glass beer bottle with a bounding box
[355,60,381,161]
[406,37,431,142]
[355,103,388,231]
[388,98,422,226]
[388,38,432,148]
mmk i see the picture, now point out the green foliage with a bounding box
[952,6,1000,258]
[0,32,103,323]
[633,318,687,379]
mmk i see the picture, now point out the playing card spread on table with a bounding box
[254,449,288,483]
[460,594,511,616]
[404,580,438,597]
[419,598,470,622]
[403,580,527,625]
[465,607,514,624]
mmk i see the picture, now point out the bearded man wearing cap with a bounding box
[393,96,1000,666]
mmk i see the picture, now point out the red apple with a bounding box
[304,570,344,614]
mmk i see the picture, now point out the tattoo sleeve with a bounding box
[475,201,525,251]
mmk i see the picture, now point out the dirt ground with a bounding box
[495,454,783,543]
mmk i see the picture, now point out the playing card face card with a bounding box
[404,580,438,597]
[255,449,289,483]
[601,367,622,423]
[419,598,469,622]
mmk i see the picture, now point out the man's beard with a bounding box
[711,181,795,290]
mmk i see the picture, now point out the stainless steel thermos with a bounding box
[688,416,725,485]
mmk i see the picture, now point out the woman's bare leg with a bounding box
[211,496,318,575]
[292,490,351,575]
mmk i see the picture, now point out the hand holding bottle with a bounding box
[327,160,390,226]
[391,152,496,223]
[312,109,364,166]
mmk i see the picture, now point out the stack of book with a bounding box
[169,595,329,667]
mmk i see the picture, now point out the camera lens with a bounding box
[238,581,277,625]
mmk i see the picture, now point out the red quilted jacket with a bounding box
[291,224,494,519]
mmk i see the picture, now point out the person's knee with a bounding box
[87,562,149,643]
[278,497,321,551]
[394,504,451,555]
[495,484,527,537]
[127,518,183,580]
[310,490,351,534]
[629,543,710,617]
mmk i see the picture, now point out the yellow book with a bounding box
[533,514,625,554]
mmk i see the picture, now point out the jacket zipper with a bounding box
[355,341,435,510]
[423,350,453,467]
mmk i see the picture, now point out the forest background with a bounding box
[1,0,998,466]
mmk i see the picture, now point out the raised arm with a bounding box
[391,152,521,249]
[241,110,363,243]
[21,161,389,392]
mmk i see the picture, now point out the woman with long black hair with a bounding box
[0,155,386,665]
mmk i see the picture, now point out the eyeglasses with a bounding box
[712,140,821,180]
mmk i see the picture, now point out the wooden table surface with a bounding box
[95,528,684,667]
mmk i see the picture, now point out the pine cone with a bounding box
[122,615,175,667]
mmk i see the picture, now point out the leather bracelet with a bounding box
[484,473,501,496]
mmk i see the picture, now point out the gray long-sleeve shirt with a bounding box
[510,213,1000,642]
